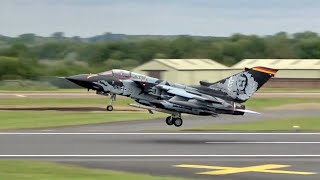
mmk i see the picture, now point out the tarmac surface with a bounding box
[1,108,320,180]
[62,157,320,180]
[1,92,320,179]
[1,132,320,155]
[0,132,320,179]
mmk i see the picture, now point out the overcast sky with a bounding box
[1,0,320,37]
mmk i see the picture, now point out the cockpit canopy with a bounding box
[98,70,113,76]
[98,69,146,80]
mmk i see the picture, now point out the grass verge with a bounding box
[1,87,320,93]
[244,98,320,110]
[0,97,135,106]
[259,88,320,93]
[0,97,319,130]
[0,89,87,93]
[0,160,188,180]
[1,97,320,110]
[0,111,165,130]
[187,116,320,131]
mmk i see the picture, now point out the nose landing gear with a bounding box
[106,94,116,111]
[106,105,113,111]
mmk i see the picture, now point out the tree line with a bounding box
[0,31,320,80]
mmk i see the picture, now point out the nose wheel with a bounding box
[165,115,183,127]
[106,105,113,111]
[106,94,116,111]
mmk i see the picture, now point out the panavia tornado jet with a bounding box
[65,66,278,127]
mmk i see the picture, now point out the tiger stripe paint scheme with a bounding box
[65,67,278,127]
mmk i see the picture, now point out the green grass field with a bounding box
[0,111,164,130]
[1,97,319,110]
[258,88,320,93]
[0,89,86,93]
[187,116,320,131]
[0,97,319,130]
[244,98,320,110]
[0,160,188,180]
[0,97,135,106]
[1,87,320,93]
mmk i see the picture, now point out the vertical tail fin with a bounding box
[200,66,278,102]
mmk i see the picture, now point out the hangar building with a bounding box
[132,59,231,85]
[232,59,320,88]
[132,58,320,88]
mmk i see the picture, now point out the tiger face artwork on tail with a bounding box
[211,71,258,101]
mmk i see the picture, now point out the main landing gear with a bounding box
[165,115,183,127]
[106,94,116,111]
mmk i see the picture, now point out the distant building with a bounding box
[232,59,320,88]
[133,58,320,88]
[132,59,231,85]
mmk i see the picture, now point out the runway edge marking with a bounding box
[205,142,320,144]
[1,155,320,157]
[1,132,320,135]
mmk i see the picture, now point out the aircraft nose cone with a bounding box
[65,74,92,88]
[65,74,88,83]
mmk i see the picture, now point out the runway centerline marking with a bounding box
[175,164,317,175]
[1,132,320,135]
[206,142,320,144]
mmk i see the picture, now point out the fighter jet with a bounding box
[65,66,278,127]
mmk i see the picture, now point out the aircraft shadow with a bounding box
[126,139,240,145]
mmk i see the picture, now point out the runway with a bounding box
[1,132,320,155]
[0,94,319,179]
[0,132,319,179]
[62,157,320,180]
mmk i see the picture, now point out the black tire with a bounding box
[165,116,173,126]
[106,105,113,111]
[173,118,183,127]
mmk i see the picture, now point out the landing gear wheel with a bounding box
[165,116,173,126]
[106,94,116,111]
[173,118,183,127]
[106,105,113,111]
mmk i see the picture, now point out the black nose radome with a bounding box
[65,74,88,82]
[65,74,93,88]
